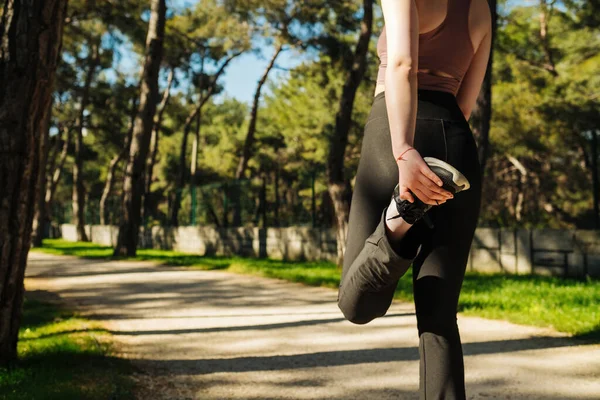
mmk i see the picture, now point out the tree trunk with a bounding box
[189,109,202,225]
[470,0,497,178]
[169,52,241,227]
[232,45,282,226]
[72,42,100,241]
[260,174,267,228]
[204,198,221,228]
[31,100,54,247]
[235,45,283,181]
[539,0,558,76]
[326,0,373,267]
[506,155,528,222]
[274,165,280,227]
[99,98,137,225]
[591,130,599,229]
[170,107,198,227]
[44,125,63,200]
[45,126,71,226]
[144,67,174,223]
[114,0,166,257]
[0,0,67,367]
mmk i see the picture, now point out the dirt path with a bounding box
[25,252,600,400]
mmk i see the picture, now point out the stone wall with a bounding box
[466,228,600,278]
[58,224,600,278]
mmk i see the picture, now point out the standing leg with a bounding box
[412,122,482,400]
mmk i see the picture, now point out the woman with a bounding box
[337,0,492,398]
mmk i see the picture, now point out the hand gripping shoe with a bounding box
[387,157,471,227]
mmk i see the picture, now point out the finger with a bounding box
[400,190,414,203]
[414,180,448,200]
[412,187,438,206]
[399,187,414,203]
[421,165,444,187]
[414,181,450,201]
[418,175,453,199]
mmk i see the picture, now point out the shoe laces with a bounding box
[388,188,431,223]
[396,197,429,222]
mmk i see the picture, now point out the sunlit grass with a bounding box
[33,239,600,339]
[0,296,134,400]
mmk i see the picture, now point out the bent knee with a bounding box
[337,299,377,325]
[340,308,375,325]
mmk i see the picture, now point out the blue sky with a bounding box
[166,0,308,103]
[216,46,308,104]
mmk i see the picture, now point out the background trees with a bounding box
[17,0,600,262]
[1,0,598,363]
[481,0,600,228]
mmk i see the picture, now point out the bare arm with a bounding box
[381,0,419,160]
[456,1,492,120]
[381,0,452,204]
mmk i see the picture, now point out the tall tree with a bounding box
[327,0,373,266]
[59,0,117,240]
[235,44,283,181]
[44,125,72,230]
[114,0,167,257]
[167,1,248,226]
[591,130,599,229]
[470,0,498,177]
[228,45,281,227]
[144,67,174,223]
[226,0,323,226]
[0,0,68,366]
[99,94,138,225]
[31,100,54,247]
[168,54,240,227]
[72,40,100,241]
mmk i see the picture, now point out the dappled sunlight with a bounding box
[24,252,600,399]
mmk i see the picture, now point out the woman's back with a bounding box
[376,0,487,96]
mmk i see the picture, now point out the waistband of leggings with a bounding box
[373,89,467,123]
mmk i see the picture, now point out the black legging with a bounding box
[338,89,482,399]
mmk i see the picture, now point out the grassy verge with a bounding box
[33,239,600,340]
[0,292,135,400]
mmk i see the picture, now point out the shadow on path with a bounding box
[26,253,600,400]
[130,334,595,376]
[107,313,416,336]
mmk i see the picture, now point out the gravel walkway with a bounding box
[25,252,600,400]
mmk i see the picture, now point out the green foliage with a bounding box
[48,1,599,230]
[480,2,600,228]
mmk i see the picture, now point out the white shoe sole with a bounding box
[423,157,471,191]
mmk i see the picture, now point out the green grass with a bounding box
[34,239,600,340]
[0,294,134,400]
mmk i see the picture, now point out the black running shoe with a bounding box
[387,157,471,225]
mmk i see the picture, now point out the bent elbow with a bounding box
[386,56,417,78]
